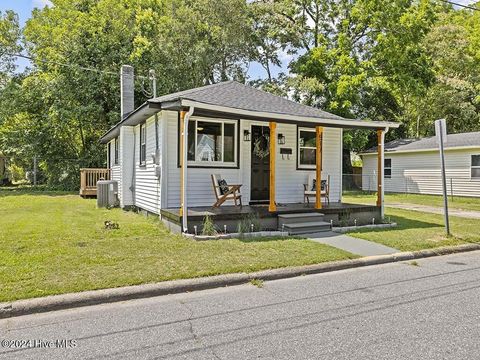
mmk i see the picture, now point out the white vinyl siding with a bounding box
[109,137,122,202]
[362,149,480,197]
[165,112,343,208]
[133,116,161,214]
[119,126,134,207]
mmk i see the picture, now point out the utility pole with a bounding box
[33,156,37,186]
[435,119,450,236]
[149,69,157,98]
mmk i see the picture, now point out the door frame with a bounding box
[249,124,271,204]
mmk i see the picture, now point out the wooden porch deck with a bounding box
[79,168,111,197]
[161,202,379,223]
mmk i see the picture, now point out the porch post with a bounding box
[315,126,323,209]
[269,121,277,212]
[376,129,385,218]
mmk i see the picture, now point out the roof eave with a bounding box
[180,99,399,130]
[99,103,160,144]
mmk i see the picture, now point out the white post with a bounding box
[380,131,385,219]
[182,107,195,233]
[377,128,389,219]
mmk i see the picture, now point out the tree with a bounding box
[0,0,254,189]
[0,10,21,87]
[413,10,480,136]
[255,0,440,172]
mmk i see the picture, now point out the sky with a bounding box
[0,0,478,80]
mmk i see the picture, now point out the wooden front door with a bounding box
[250,125,270,203]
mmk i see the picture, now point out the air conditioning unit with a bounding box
[97,180,118,208]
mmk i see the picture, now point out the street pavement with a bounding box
[2,251,480,359]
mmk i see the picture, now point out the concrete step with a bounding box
[278,212,325,226]
[281,221,331,235]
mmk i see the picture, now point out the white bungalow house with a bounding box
[99,65,398,233]
[360,131,480,198]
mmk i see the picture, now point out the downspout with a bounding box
[380,127,389,219]
[182,106,195,233]
[155,113,160,214]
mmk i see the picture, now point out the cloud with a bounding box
[32,0,53,9]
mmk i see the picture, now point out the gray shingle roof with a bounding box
[363,131,480,154]
[149,80,346,121]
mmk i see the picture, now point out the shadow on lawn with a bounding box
[356,214,442,233]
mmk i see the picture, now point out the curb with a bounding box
[1,243,480,319]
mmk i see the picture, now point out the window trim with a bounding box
[384,158,392,179]
[471,154,480,179]
[296,126,321,171]
[139,122,146,166]
[114,137,119,165]
[177,115,240,169]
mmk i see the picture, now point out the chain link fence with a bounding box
[343,173,480,200]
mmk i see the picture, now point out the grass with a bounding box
[249,279,264,288]
[0,190,356,302]
[343,192,480,212]
[347,207,480,252]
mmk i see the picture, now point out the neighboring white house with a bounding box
[360,132,480,198]
[100,66,397,232]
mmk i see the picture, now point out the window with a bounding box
[384,159,392,179]
[472,155,480,179]
[140,123,146,165]
[107,141,111,168]
[297,127,317,169]
[184,118,237,166]
[114,137,119,165]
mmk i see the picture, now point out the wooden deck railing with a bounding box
[80,168,111,197]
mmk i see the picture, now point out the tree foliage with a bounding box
[0,0,480,187]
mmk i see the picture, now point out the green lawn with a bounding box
[347,207,480,252]
[0,191,355,302]
[343,192,480,212]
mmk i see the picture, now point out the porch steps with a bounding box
[282,221,332,235]
[278,213,331,235]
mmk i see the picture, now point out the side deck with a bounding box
[160,203,380,234]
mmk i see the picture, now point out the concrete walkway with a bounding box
[306,231,399,256]
[388,202,480,219]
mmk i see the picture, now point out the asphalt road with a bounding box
[2,251,480,360]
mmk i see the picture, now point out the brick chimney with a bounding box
[120,65,134,119]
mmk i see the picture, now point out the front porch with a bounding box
[160,202,380,234]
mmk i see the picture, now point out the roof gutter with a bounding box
[180,99,400,130]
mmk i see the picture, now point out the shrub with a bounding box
[201,215,217,236]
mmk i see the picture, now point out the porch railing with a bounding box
[80,168,111,197]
